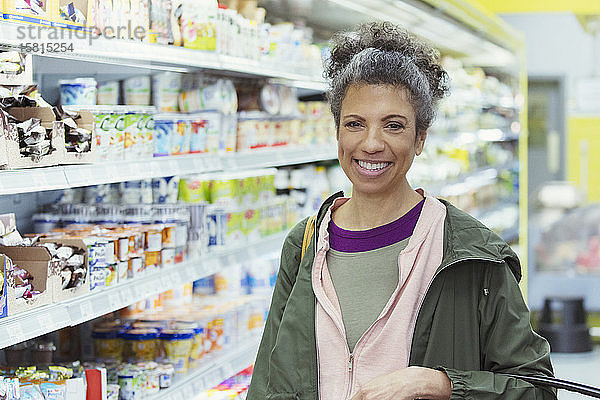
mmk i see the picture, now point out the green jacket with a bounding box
[248,192,556,400]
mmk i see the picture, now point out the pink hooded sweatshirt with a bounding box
[311,192,447,400]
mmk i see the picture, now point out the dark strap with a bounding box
[500,374,600,398]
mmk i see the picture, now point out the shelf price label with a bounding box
[37,313,54,332]
[108,293,121,310]
[7,324,25,345]
[79,301,94,321]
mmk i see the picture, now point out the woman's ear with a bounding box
[415,130,427,156]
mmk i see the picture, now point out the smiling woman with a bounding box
[248,21,557,400]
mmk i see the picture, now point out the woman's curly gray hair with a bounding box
[325,21,451,134]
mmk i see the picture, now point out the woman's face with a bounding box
[337,84,425,198]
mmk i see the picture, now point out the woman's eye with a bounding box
[344,121,362,129]
[386,122,405,131]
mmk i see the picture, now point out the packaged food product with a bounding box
[206,206,227,248]
[189,118,207,153]
[97,81,120,105]
[92,328,124,362]
[159,329,195,375]
[140,114,154,158]
[59,78,97,106]
[39,381,66,400]
[152,176,180,204]
[123,76,151,106]
[203,111,221,153]
[121,329,160,362]
[106,384,120,400]
[108,113,126,161]
[128,257,145,278]
[152,73,181,112]
[170,119,190,155]
[153,118,174,157]
[123,113,142,160]
[158,364,175,389]
[117,365,144,400]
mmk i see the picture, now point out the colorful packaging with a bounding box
[59,78,97,106]
[178,177,209,203]
[121,329,160,362]
[124,113,142,160]
[203,111,221,153]
[108,113,126,161]
[93,328,124,362]
[189,118,207,153]
[95,112,113,161]
[153,118,174,157]
[140,114,154,158]
[170,120,190,155]
[159,330,195,375]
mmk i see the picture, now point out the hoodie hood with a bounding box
[439,199,521,282]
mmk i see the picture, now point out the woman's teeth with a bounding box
[357,160,391,171]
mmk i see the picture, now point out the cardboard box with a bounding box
[62,109,97,164]
[54,0,93,30]
[39,238,90,302]
[0,52,33,86]
[4,107,66,169]
[0,246,55,317]
[3,0,54,26]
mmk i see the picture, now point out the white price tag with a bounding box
[7,324,25,344]
[80,301,93,320]
[108,293,121,310]
[129,163,143,178]
[131,286,141,299]
[168,159,179,173]
[37,313,53,332]
[31,171,49,189]
[106,166,119,183]
[121,289,134,306]
[192,157,205,171]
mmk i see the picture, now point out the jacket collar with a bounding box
[313,192,521,282]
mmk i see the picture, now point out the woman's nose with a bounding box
[362,127,385,153]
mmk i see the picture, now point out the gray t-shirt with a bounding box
[326,238,409,352]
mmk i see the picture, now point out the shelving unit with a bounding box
[150,337,260,400]
[0,231,287,349]
[0,145,338,195]
[0,0,528,395]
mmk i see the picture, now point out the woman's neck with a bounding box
[334,184,423,230]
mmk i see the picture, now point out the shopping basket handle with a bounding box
[500,373,600,398]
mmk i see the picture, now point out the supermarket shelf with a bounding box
[0,145,338,195]
[0,22,326,91]
[151,336,260,400]
[0,231,287,349]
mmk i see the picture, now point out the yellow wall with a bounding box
[567,117,600,203]
[477,0,600,14]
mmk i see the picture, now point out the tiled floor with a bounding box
[551,347,600,399]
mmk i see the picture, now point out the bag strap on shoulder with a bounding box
[301,214,316,262]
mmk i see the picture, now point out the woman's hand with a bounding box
[349,366,452,400]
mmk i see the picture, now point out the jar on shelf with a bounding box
[120,329,160,362]
[159,329,195,375]
[92,328,124,362]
